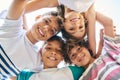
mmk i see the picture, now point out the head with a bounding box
[62,11,88,40]
[65,40,94,67]
[28,11,63,43]
[39,35,65,69]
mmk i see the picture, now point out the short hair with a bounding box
[64,40,94,64]
[43,35,67,60]
[61,13,88,41]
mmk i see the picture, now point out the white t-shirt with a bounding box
[58,0,95,12]
[0,17,41,79]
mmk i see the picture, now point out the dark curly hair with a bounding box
[64,39,94,64]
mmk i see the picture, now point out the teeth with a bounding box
[38,29,44,36]
[49,57,56,61]
[70,18,79,22]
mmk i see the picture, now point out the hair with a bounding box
[42,35,67,60]
[57,4,88,41]
[64,40,94,64]
[57,4,65,20]
[41,11,64,30]
[61,13,88,42]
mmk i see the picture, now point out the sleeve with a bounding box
[68,66,85,80]
[0,16,23,38]
[103,35,120,64]
[17,69,35,80]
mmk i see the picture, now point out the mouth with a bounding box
[38,28,44,37]
[47,56,57,61]
[78,54,85,62]
[70,18,80,22]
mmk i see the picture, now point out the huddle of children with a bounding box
[1,0,120,80]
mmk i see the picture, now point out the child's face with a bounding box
[69,45,91,67]
[41,40,63,69]
[64,11,86,39]
[31,15,61,41]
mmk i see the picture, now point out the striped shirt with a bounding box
[79,35,120,80]
[0,44,20,80]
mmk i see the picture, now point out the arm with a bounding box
[25,0,59,13]
[6,0,27,20]
[22,14,28,30]
[96,12,115,57]
[96,29,104,58]
[86,4,96,55]
[96,12,115,38]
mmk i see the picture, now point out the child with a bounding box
[9,35,85,80]
[59,4,96,57]
[0,0,63,79]
[65,11,119,80]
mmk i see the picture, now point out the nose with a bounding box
[51,51,56,55]
[76,53,81,58]
[43,25,49,31]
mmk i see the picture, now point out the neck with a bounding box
[44,65,57,69]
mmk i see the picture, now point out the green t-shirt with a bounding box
[68,66,85,80]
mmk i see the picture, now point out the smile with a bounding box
[38,28,44,37]
[70,18,80,22]
[47,56,57,61]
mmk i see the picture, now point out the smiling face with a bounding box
[64,11,86,39]
[30,15,62,42]
[41,40,63,69]
[69,45,92,67]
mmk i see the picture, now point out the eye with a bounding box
[50,29,55,34]
[45,47,51,50]
[79,26,83,29]
[77,47,81,51]
[57,49,62,53]
[69,27,75,31]
[77,47,82,52]
[44,19,49,24]
[71,53,76,60]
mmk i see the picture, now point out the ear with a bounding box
[35,15,41,21]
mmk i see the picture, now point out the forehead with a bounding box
[64,12,85,25]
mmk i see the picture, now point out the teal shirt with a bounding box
[17,69,35,80]
[17,66,85,80]
[68,66,85,80]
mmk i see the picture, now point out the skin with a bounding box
[27,15,61,43]
[25,0,59,13]
[25,0,96,55]
[64,11,86,40]
[41,40,63,69]
[68,11,115,68]
[7,0,61,44]
[64,5,96,56]
[9,39,64,80]
[69,45,94,68]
